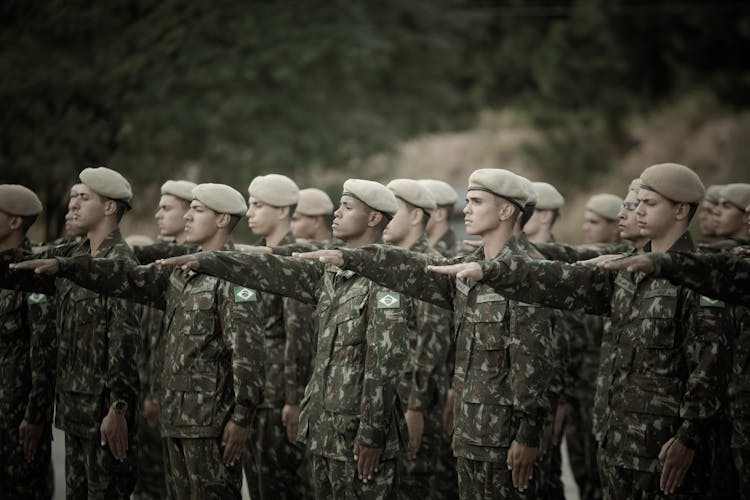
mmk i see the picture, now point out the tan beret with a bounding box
[0,184,43,216]
[125,234,155,248]
[639,163,705,203]
[161,180,197,202]
[585,194,623,221]
[719,183,750,210]
[704,184,725,204]
[467,169,528,208]
[628,178,641,192]
[417,179,458,207]
[296,188,334,216]
[70,183,85,197]
[342,179,398,217]
[248,174,299,207]
[387,179,437,214]
[192,183,247,216]
[532,182,565,210]
[79,167,133,206]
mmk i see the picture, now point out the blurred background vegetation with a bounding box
[2,0,749,243]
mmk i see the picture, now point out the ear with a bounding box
[410,207,423,227]
[498,202,516,222]
[674,202,691,221]
[103,199,118,216]
[216,212,231,228]
[433,207,447,223]
[367,210,384,228]
[7,215,23,231]
[279,205,291,220]
[540,210,553,225]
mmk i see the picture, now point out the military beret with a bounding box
[628,178,641,192]
[387,179,437,214]
[192,183,247,216]
[467,169,528,208]
[639,163,705,204]
[248,174,299,207]
[532,182,565,210]
[585,194,623,221]
[0,184,43,216]
[704,184,724,204]
[342,179,399,218]
[125,234,155,248]
[417,179,458,207]
[161,180,197,202]
[719,183,750,210]
[296,188,334,216]
[79,167,133,206]
[515,175,536,207]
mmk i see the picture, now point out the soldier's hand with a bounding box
[427,262,484,280]
[281,404,300,443]
[442,389,455,432]
[506,440,536,492]
[142,399,160,428]
[235,244,272,254]
[18,419,42,462]
[353,443,381,483]
[100,408,128,462]
[222,420,249,467]
[576,253,627,266]
[9,258,60,274]
[599,254,656,274]
[293,249,344,267]
[405,410,424,460]
[658,437,694,495]
[155,253,201,270]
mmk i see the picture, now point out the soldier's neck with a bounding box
[650,225,686,253]
[174,231,188,244]
[481,224,513,260]
[87,220,118,254]
[0,232,23,251]
[346,229,382,249]
[526,228,551,244]
[426,221,449,246]
[264,221,291,247]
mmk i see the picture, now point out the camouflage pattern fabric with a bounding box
[64,432,137,500]
[311,455,398,500]
[133,241,200,265]
[0,424,53,499]
[456,456,537,500]
[164,437,242,500]
[533,240,633,263]
[732,448,750,500]
[535,441,563,500]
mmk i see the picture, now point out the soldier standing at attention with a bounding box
[13,183,266,499]
[697,185,723,240]
[0,185,56,499]
[296,169,550,499]
[158,178,410,499]
[428,163,732,498]
[0,167,141,498]
[714,183,750,241]
[291,188,335,243]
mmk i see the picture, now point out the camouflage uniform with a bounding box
[193,249,409,499]
[476,233,732,498]
[432,227,458,259]
[1,230,141,499]
[0,240,56,500]
[52,241,265,499]
[339,242,550,499]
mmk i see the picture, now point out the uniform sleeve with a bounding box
[407,299,451,412]
[134,242,196,264]
[23,292,57,424]
[218,281,266,427]
[197,251,322,305]
[356,284,409,449]
[656,252,750,306]
[533,242,603,263]
[105,291,142,412]
[0,252,56,295]
[341,245,456,310]
[283,297,316,405]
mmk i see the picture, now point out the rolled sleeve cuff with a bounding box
[515,415,542,447]
[675,420,700,450]
[231,403,255,427]
[356,422,386,449]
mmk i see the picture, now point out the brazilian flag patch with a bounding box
[28,293,46,304]
[376,291,401,309]
[699,296,725,308]
[233,287,257,303]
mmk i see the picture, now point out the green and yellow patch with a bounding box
[376,291,401,309]
[699,295,725,308]
[28,293,46,304]
[233,287,257,303]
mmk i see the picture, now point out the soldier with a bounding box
[291,188,335,243]
[0,185,56,500]
[697,185,723,240]
[428,163,733,498]
[418,179,459,258]
[158,178,410,499]
[296,169,551,499]
[714,183,750,241]
[0,167,141,498]
[582,194,622,245]
[523,182,564,244]
[13,183,266,498]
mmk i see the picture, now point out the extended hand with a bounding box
[353,443,381,483]
[506,440,537,492]
[576,253,627,266]
[599,254,656,273]
[426,262,484,280]
[281,404,300,443]
[222,420,249,467]
[9,259,60,274]
[18,419,42,462]
[293,249,344,267]
[658,437,694,494]
[155,253,201,270]
[100,408,128,462]
[442,389,455,432]
[405,410,424,460]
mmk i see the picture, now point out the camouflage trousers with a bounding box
[64,431,137,499]
[132,414,166,500]
[164,436,241,500]
[311,454,398,499]
[431,427,458,500]
[0,424,53,500]
[565,396,601,500]
[456,456,537,500]
[536,432,564,499]
[243,406,310,499]
[399,410,441,498]
[733,448,750,499]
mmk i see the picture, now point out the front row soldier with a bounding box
[158,179,410,499]
[0,185,57,499]
[426,163,733,498]
[12,183,266,499]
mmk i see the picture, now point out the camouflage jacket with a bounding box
[534,240,633,263]
[138,304,164,403]
[731,304,750,449]
[194,250,409,461]
[133,241,200,264]
[54,242,265,438]
[0,230,141,438]
[0,239,57,428]
[478,233,732,472]
[340,242,548,462]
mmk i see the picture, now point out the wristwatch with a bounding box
[110,400,128,416]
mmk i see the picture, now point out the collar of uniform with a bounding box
[263,231,296,248]
[87,229,124,258]
[644,231,695,254]
[409,235,431,254]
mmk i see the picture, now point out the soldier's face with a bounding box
[522,209,544,237]
[618,191,640,241]
[463,191,504,236]
[332,195,370,240]
[582,211,619,244]
[713,198,746,237]
[697,200,718,237]
[635,189,681,239]
[69,185,106,233]
[65,187,84,236]
[383,199,413,246]
[155,195,189,238]
[291,212,318,240]
[246,197,284,237]
[183,201,220,244]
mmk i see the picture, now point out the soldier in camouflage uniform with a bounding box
[159,178,410,499]
[1,168,142,499]
[714,183,750,240]
[429,163,733,498]
[697,185,723,240]
[0,185,56,500]
[14,183,266,499]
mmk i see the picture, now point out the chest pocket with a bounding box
[183,291,216,336]
[639,287,678,349]
[333,290,368,347]
[0,294,24,337]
